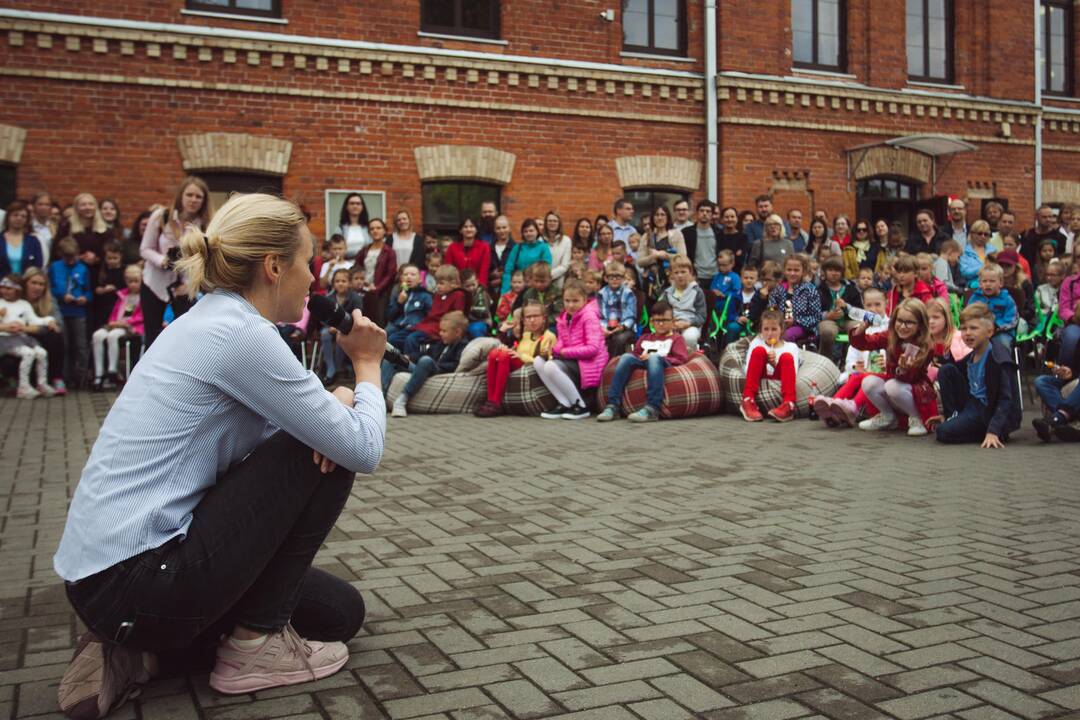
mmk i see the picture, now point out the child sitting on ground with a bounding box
[916,253,949,299]
[497,269,524,326]
[474,299,556,417]
[816,255,862,361]
[91,264,143,390]
[389,311,469,418]
[461,268,493,339]
[597,260,637,357]
[598,299,689,423]
[935,303,1022,447]
[0,274,55,398]
[926,295,969,383]
[319,268,365,385]
[739,308,799,422]
[813,287,889,428]
[768,254,822,345]
[386,264,431,350]
[967,262,1018,353]
[534,279,608,420]
[403,264,468,360]
[851,297,937,436]
[661,256,707,351]
[932,239,964,295]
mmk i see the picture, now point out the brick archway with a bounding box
[176,133,292,175]
[852,146,931,185]
[616,155,702,192]
[413,146,517,185]
[0,124,27,165]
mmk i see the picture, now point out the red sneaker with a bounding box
[740,397,764,422]
[768,401,796,423]
[473,401,503,418]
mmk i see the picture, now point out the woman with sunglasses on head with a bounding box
[842,219,882,280]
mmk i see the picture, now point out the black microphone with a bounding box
[307,294,411,369]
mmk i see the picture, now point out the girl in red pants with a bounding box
[815,287,888,427]
[474,299,555,417]
[740,309,800,422]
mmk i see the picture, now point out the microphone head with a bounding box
[307,293,340,324]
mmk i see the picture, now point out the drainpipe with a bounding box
[1034,0,1043,208]
[705,0,718,201]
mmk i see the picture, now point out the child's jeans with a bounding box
[403,356,440,397]
[319,327,346,378]
[991,332,1014,356]
[486,348,523,405]
[62,315,88,384]
[743,345,796,404]
[1034,374,1080,418]
[403,330,434,361]
[606,353,670,411]
[386,325,412,351]
[936,363,992,443]
[861,376,919,418]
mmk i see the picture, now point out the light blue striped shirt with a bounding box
[54,290,386,582]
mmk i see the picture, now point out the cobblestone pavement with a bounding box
[1,392,1078,720]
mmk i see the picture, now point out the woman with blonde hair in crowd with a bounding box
[139,176,212,348]
[21,266,67,393]
[61,193,111,269]
[55,193,388,717]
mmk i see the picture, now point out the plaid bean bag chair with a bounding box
[719,337,840,417]
[503,365,559,416]
[596,351,725,419]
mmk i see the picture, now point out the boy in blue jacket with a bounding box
[967,263,1017,354]
[597,260,637,356]
[48,237,91,384]
[386,264,432,350]
[935,303,1022,447]
[388,311,469,417]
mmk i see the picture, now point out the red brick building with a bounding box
[0,1,1077,238]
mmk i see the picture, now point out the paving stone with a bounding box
[876,688,982,719]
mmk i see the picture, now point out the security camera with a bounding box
[599,9,614,21]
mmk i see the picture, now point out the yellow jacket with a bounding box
[517,330,556,363]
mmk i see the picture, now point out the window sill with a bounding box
[792,67,857,80]
[620,51,694,63]
[1043,94,1080,103]
[907,80,965,91]
[180,8,287,24]
[417,31,508,46]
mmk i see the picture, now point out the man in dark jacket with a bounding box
[387,311,469,416]
[935,304,1022,446]
[906,210,949,255]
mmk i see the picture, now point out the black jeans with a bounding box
[141,286,192,350]
[936,363,992,444]
[35,328,66,383]
[65,432,364,675]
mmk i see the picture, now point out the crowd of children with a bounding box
[5,188,1079,448]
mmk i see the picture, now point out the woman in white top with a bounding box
[542,210,572,288]
[139,176,212,348]
[390,209,425,270]
[337,193,371,258]
[55,193,388,715]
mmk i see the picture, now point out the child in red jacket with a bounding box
[887,255,934,315]
[403,265,468,361]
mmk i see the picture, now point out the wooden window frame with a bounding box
[1041,0,1074,97]
[186,0,282,19]
[792,0,847,72]
[907,0,954,83]
[621,0,689,58]
[420,0,501,41]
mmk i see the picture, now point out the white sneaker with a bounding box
[391,395,408,418]
[858,412,897,431]
[36,383,57,398]
[907,416,928,436]
[16,385,39,400]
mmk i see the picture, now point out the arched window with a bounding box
[623,188,689,223]
[199,172,284,212]
[422,182,500,235]
[856,178,917,200]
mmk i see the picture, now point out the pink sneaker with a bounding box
[209,624,348,695]
[832,399,860,428]
[813,396,837,427]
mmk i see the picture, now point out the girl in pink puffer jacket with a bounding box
[534,279,609,419]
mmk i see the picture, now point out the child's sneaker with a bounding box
[391,395,408,418]
[813,397,837,427]
[628,406,659,423]
[739,397,763,422]
[768,401,796,423]
[859,412,896,431]
[832,399,860,428]
[562,401,590,420]
[906,416,928,436]
[473,401,503,418]
[596,406,619,422]
[36,383,57,398]
[52,379,67,395]
[91,377,104,392]
[540,405,569,419]
[16,385,39,400]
